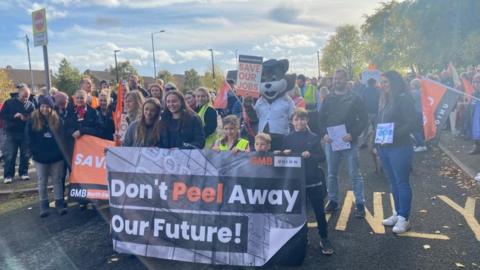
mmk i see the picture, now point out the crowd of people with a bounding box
[0,63,479,256]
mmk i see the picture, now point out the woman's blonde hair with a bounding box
[195,87,212,105]
[125,90,145,122]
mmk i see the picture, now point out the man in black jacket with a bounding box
[129,75,149,98]
[0,84,35,183]
[318,69,368,217]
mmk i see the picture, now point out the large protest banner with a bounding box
[69,135,115,201]
[421,79,461,141]
[106,148,306,266]
[236,55,263,98]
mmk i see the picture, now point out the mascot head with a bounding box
[260,59,296,102]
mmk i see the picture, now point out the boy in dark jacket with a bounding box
[277,108,334,255]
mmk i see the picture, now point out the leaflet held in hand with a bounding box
[375,123,395,144]
[327,124,351,151]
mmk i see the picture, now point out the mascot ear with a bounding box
[285,73,297,91]
[278,59,289,75]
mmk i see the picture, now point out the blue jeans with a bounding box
[35,160,64,201]
[378,145,413,219]
[3,133,30,178]
[325,142,364,204]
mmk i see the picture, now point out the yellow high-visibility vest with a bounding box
[197,104,217,149]
[218,138,249,151]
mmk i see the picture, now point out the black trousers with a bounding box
[306,184,328,238]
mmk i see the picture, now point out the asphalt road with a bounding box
[0,147,479,270]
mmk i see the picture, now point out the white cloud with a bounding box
[27,2,68,20]
[268,34,317,49]
[176,49,223,61]
[194,17,232,27]
[155,50,176,65]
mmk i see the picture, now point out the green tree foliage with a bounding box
[157,70,175,84]
[108,61,139,82]
[183,68,201,92]
[0,69,15,102]
[362,0,480,73]
[53,58,81,96]
[202,65,224,91]
[320,25,365,78]
[461,32,480,66]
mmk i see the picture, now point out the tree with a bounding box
[362,0,480,73]
[461,32,480,66]
[320,25,365,78]
[0,69,15,102]
[108,61,139,82]
[157,70,175,84]
[53,58,81,96]
[202,65,225,91]
[183,68,201,92]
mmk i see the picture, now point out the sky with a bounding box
[0,0,387,78]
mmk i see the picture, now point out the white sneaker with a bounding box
[3,177,12,184]
[392,216,411,234]
[475,173,480,182]
[20,175,30,181]
[413,146,427,152]
[382,215,398,226]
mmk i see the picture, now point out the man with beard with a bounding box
[129,75,149,98]
[318,69,368,217]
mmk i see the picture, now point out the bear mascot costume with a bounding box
[254,59,296,151]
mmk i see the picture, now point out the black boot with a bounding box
[39,200,50,218]
[469,141,480,155]
[55,199,68,216]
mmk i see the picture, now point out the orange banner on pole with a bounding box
[69,135,114,201]
[421,80,446,141]
[213,80,231,109]
[462,77,474,102]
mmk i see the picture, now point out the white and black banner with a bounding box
[106,148,306,266]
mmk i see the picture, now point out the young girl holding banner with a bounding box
[123,98,162,147]
[160,91,205,149]
[212,115,249,153]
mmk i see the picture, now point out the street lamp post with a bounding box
[25,34,35,91]
[151,30,165,79]
[114,49,120,84]
[209,48,215,82]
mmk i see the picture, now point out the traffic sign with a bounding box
[32,8,48,47]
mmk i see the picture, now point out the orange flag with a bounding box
[421,79,461,141]
[462,77,474,102]
[113,82,128,145]
[213,80,231,109]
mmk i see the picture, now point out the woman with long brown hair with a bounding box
[377,70,417,234]
[26,95,67,217]
[159,91,205,149]
[123,98,162,147]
